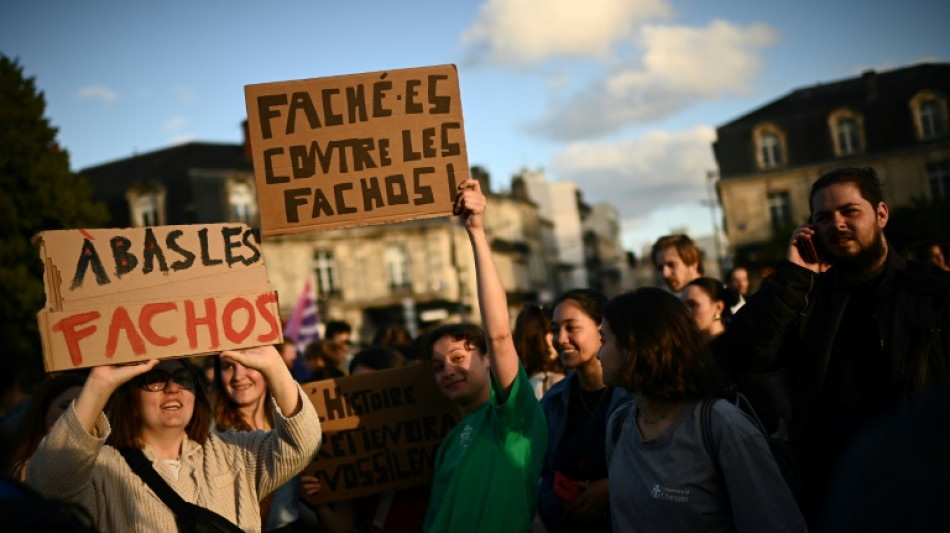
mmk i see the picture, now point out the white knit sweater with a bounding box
[26,384,322,533]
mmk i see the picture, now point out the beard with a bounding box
[824,227,887,272]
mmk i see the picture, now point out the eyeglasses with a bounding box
[137,368,198,392]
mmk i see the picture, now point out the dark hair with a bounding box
[303,339,346,367]
[809,167,884,214]
[324,321,351,339]
[349,346,406,374]
[371,324,413,357]
[684,277,740,321]
[651,234,705,275]
[419,323,487,363]
[513,304,561,376]
[211,355,274,432]
[552,289,608,325]
[726,265,748,280]
[5,370,88,479]
[107,359,212,448]
[603,288,725,402]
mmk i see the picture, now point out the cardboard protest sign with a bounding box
[302,364,460,504]
[244,64,470,237]
[35,224,281,371]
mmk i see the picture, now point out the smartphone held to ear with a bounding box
[796,235,820,264]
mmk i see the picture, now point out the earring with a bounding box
[714,313,721,321]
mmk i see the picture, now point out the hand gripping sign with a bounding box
[35,224,281,371]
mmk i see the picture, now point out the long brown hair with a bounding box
[211,354,273,431]
[513,304,561,376]
[106,359,212,449]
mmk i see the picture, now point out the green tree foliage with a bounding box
[0,55,109,364]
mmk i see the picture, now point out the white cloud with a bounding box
[461,0,672,66]
[551,126,716,228]
[164,115,187,133]
[75,85,117,102]
[530,20,778,140]
[174,86,196,104]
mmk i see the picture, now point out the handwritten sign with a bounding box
[34,224,281,371]
[302,365,459,503]
[244,64,470,237]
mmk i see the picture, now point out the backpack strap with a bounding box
[119,448,242,533]
[699,397,719,472]
[609,400,634,445]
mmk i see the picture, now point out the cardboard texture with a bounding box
[302,365,460,504]
[34,224,282,371]
[244,64,470,237]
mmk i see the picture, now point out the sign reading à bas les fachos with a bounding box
[35,224,281,372]
[244,64,470,237]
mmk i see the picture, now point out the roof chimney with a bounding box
[862,69,878,100]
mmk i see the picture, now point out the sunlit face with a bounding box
[681,285,724,336]
[44,386,82,430]
[597,321,625,388]
[655,247,700,293]
[551,299,602,370]
[221,359,267,409]
[135,360,196,436]
[729,268,750,296]
[430,336,490,412]
[811,182,888,272]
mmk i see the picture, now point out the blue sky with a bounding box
[2,0,948,253]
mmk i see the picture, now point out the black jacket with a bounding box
[715,251,950,470]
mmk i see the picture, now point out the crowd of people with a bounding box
[1,166,949,532]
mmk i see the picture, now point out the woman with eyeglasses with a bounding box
[26,347,322,533]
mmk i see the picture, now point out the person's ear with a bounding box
[876,201,889,228]
[714,300,725,316]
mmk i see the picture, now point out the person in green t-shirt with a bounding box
[419,178,548,533]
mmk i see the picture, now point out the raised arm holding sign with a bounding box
[26,346,321,533]
[419,179,548,533]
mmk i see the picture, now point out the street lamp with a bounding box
[702,170,723,276]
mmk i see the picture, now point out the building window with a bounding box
[827,108,865,157]
[752,123,787,170]
[768,191,793,231]
[313,250,340,297]
[227,178,257,224]
[910,91,948,141]
[385,245,412,293]
[125,182,166,227]
[920,100,946,139]
[929,161,950,198]
[137,194,159,226]
[836,120,861,155]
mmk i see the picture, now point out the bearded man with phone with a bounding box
[714,167,950,527]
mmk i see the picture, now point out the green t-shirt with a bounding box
[423,365,547,533]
